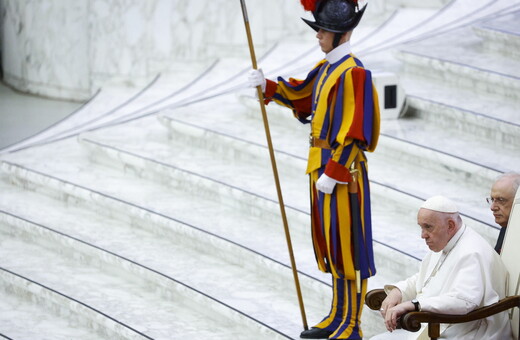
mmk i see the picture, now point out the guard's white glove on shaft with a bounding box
[316,173,337,194]
[248,68,266,92]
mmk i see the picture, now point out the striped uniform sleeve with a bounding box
[324,67,380,181]
[263,62,324,123]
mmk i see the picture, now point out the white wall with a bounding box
[1,0,89,101]
[0,0,310,101]
[0,0,450,102]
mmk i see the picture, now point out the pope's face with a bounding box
[418,208,453,253]
[490,178,516,228]
[316,29,335,53]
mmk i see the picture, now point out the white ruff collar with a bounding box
[326,41,352,64]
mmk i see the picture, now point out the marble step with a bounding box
[356,0,519,60]
[396,25,520,100]
[474,9,520,59]
[76,120,419,336]
[0,143,343,337]
[237,92,508,203]
[393,0,449,9]
[1,56,248,156]
[0,138,322,289]
[164,110,498,243]
[400,76,520,147]
[160,93,500,244]
[87,117,422,279]
[379,112,519,173]
[370,135,500,242]
[0,267,123,340]
[0,218,269,339]
[1,76,163,154]
[78,114,424,270]
[0,142,392,338]
[375,0,449,11]
[0,184,299,339]
[0,130,421,288]
[82,115,311,216]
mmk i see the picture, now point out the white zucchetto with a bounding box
[421,195,459,213]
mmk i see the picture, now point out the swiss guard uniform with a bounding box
[261,0,380,338]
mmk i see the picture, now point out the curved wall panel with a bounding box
[0,0,309,101]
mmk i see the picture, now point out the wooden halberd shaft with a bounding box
[239,0,308,330]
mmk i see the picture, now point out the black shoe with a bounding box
[300,327,334,339]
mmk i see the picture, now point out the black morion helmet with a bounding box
[301,0,367,34]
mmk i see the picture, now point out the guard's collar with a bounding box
[326,41,352,64]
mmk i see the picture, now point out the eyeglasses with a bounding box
[486,197,508,206]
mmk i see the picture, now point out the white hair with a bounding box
[496,172,520,193]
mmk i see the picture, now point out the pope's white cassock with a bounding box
[371,224,512,340]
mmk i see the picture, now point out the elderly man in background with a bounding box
[489,172,520,254]
[370,195,512,340]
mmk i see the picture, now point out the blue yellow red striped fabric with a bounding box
[314,277,368,339]
[264,53,380,281]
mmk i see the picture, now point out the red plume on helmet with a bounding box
[300,0,320,12]
[300,0,358,12]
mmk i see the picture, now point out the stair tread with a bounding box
[399,25,520,79]
[0,138,321,273]
[160,95,503,229]
[0,286,105,340]
[400,74,520,127]
[82,114,433,259]
[380,118,520,173]
[0,212,291,339]
[2,129,423,278]
[478,9,520,37]
[0,232,229,339]
[81,116,311,213]
[0,173,400,336]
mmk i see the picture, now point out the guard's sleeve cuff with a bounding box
[324,159,353,182]
[263,79,277,104]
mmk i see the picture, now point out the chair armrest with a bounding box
[365,288,387,310]
[365,290,520,339]
[400,295,520,332]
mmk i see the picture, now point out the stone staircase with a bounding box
[1,1,519,339]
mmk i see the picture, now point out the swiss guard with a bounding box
[248,0,380,338]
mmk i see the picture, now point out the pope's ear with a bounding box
[447,218,457,232]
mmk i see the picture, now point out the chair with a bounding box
[365,189,520,340]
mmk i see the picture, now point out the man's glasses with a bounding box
[486,197,508,206]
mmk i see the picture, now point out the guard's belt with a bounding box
[309,136,331,149]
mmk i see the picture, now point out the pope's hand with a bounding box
[380,288,403,319]
[384,302,414,332]
[316,174,337,194]
[248,68,266,91]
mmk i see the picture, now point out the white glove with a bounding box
[248,68,266,92]
[316,174,337,194]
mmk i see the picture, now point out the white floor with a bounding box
[0,82,80,149]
